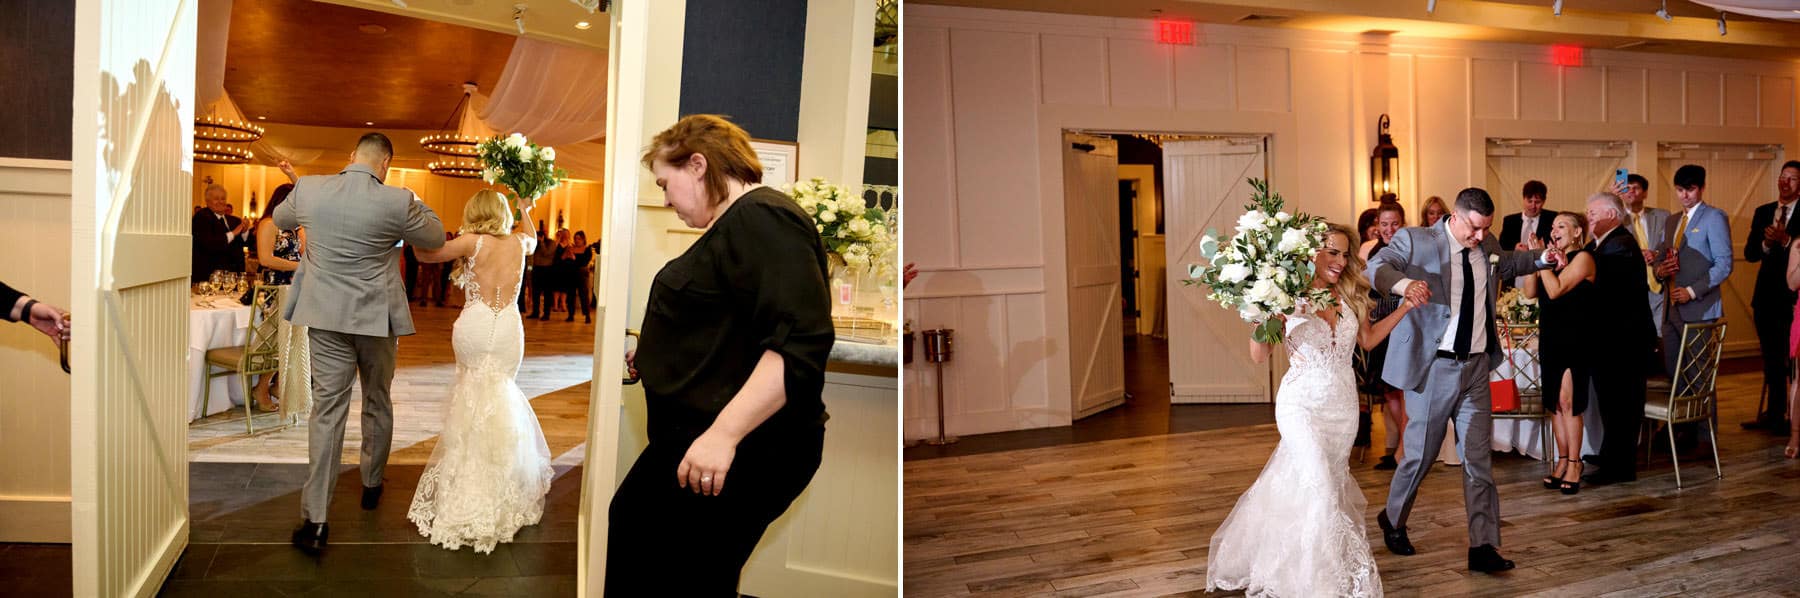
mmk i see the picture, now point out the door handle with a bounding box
[622,329,640,385]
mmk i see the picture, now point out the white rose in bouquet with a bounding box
[1277,228,1310,253]
[1246,277,1280,304]
[1219,263,1251,283]
[540,146,556,161]
[849,218,871,236]
[1276,211,1292,223]
[506,133,527,149]
[1236,211,1266,233]
[819,210,837,223]
[517,145,534,162]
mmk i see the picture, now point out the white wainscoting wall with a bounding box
[0,158,73,543]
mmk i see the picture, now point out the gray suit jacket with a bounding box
[1367,223,1544,393]
[1627,206,1672,254]
[272,164,446,337]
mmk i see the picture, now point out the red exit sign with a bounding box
[1551,44,1584,67]
[1157,19,1195,45]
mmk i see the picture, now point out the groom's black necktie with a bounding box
[1454,247,1474,355]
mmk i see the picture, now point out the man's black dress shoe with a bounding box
[291,520,328,552]
[1374,456,1398,470]
[1468,544,1515,572]
[362,483,383,510]
[1377,510,1414,555]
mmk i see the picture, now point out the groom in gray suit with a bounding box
[273,133,446,551]
[1366,187,1561,573]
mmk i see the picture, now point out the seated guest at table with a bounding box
[1521,212,1596,494]
[1,279,70,342]
[1582,192,1656,485]
[608,114,834,594]
[192,184,250,282]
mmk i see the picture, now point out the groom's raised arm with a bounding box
[1367,228,1417,299]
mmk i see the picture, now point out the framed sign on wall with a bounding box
[751,139,798,188]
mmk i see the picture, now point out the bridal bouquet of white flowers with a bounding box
[1185,179,1335,344]
[478,133,567,206]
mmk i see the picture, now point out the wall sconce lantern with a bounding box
[1370,114,1400,203]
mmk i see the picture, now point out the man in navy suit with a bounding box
[1744,160,1800,431]
[191,184,250,283]
[1499,180,1556,288]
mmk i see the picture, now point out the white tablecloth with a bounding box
[1489,346,1597,461]
[189,297,252,421]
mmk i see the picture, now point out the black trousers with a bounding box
[1593,364,1647,480]
[1754,304,1793,422]
[530,267,554,316]
[606,428,823,596]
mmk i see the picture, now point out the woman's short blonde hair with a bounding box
[459,189,513,237]
[641,114,763,206]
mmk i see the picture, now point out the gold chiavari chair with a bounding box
[1642,320,1727,489]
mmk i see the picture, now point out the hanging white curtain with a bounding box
[477,37,609,147]
[196,0,232,109]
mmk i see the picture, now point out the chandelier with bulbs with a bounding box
[422,84,485,178]
[192,114,263,164]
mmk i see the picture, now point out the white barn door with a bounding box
[69,0,197,595]
[1062,132,1126,418]
[1163,137,1272,404]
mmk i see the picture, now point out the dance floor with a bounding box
[186,302,598,465]
[904,366,1800,597]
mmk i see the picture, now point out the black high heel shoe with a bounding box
[1542,458,1568,489]
[1559,458,1583,495]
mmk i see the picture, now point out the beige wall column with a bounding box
[797,0,878,186]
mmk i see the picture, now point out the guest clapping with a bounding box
[1521,213,1596,493]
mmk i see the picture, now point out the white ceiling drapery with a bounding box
[477,37,609,147]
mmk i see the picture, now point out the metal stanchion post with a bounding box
[923,328,957,445]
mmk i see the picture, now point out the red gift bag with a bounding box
[1490,379,1520,412]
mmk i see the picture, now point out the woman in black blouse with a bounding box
[607,115,835,595]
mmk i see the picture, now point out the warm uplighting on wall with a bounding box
[1369,114,1400,203]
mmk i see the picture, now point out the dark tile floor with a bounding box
[0,462,582,597]
[906,333,1277,461]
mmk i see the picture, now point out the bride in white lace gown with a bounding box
[1206,224,1415,597]
[408,190,554,553]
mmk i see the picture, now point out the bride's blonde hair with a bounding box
[450,189,513,287]
[1322,223,1373,324]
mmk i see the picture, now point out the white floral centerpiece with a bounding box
[477,133,567,213]
[786,177,896,281]
[1185,178,1334,344]
[1498,287,1539,325]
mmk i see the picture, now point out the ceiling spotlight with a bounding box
[1552,0,1563,16]
[1655,0,1671,22]
[1718,11,1727,35]
[514,4,528,35]
[256,116,266,120]
[1427,0,1437,14]
[576,21,591,30]
[390,0,407,7]
[366,121,375,126]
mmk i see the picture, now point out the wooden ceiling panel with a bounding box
[224,0,515,130]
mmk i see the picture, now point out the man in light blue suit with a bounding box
[1655,164,1734,379]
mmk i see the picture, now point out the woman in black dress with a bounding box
[608,115,835,595]
[1522,212,1596,494]
[1359,201,1408,469]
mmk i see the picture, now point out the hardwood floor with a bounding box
[187,302,599,465]
[904,361,1800,597]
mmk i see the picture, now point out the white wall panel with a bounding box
[950,30,1042,267]
[1041,34,1107,106]
[1607,66,1647,124]
[1174,44,1233,111]
[1107,38,1172,109]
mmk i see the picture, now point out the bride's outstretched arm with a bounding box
[1358,298,1417,350]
